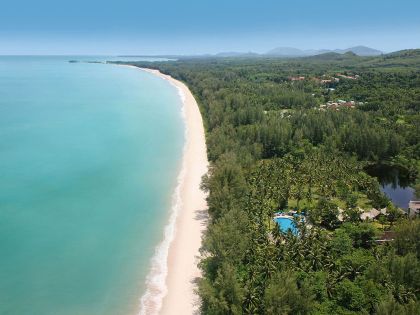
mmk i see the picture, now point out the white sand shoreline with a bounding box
[122,66,209,315]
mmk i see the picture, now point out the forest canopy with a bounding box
[116,50,420,314]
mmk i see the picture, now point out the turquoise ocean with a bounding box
[0,56,185,315]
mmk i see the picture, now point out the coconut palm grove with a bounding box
[119,50,420,314]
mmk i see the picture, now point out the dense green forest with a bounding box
[116,50,420,314]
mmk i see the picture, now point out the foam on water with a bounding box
[138,73,188,315]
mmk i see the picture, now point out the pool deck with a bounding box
[273,214,294,220]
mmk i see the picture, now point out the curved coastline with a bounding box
[123,66,209,315]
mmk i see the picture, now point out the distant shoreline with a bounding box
[120,65,209,315]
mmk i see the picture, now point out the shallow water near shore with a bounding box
[0,56,184,315]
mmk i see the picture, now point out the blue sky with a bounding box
[1,0,419,54]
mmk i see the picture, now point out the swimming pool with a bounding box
[274,217,298,234]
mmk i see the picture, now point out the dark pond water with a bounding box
[366,165,415,209]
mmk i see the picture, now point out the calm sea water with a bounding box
[0,56,184,315]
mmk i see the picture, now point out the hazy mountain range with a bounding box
[266,45,383,57]
[119,46,389,60]
[215,46,383,57]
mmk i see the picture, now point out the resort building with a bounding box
[376,231,396,244]
[360,208,380,221]
[319,100,357,110]
[337,74,359,80]
[408,200,420,217]
[289,76,305,81]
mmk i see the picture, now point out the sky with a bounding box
[0,0,419,55]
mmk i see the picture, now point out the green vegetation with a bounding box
[116,50,420,314]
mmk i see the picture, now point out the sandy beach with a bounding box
[133,67,209,315]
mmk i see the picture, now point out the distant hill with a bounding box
[359,49,420,69]
[384,49,420,58]
[266,45,383,57]
[289,48,420,70]
[336,46,383,56]
[215,51,259,57]
[265,47,309,57]
[301,51,361,62]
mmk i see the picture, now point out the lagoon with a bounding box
[366,164,415,210]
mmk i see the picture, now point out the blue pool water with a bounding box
[274,217,298,234]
